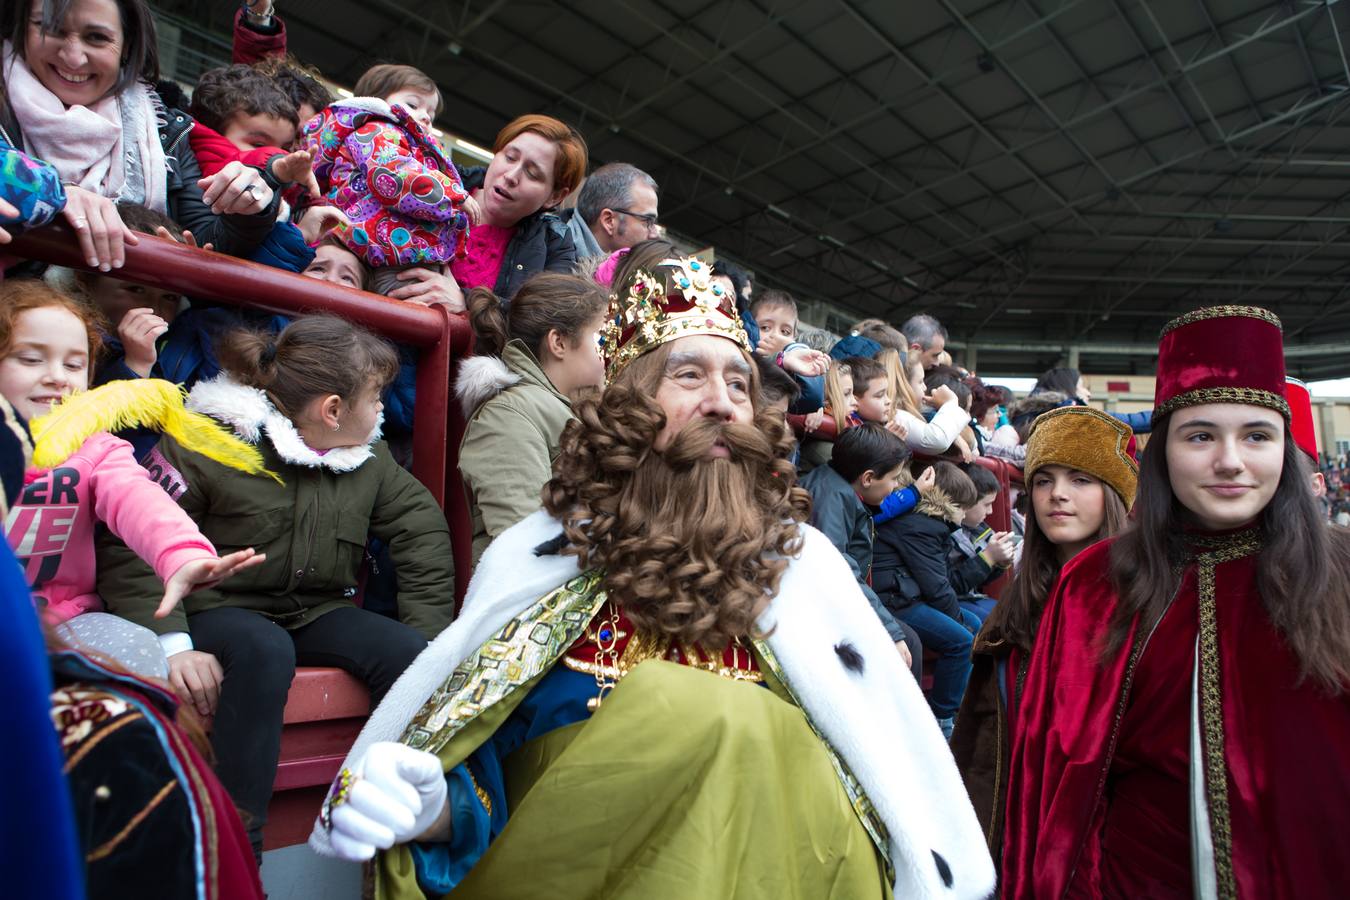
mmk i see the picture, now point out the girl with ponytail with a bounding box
[457,272,610,562]
[95,313,455,862]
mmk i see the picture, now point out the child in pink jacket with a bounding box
[0,281,260,677]
[305,63,478,296]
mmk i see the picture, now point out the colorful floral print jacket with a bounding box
[306,98,469,267]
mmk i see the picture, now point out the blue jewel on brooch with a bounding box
[599,627,614,642]
[689,260,701,270]
[679,276,691,289]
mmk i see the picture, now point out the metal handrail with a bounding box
[6,224,476,599]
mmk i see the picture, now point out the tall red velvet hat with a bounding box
[1153,306,1289,423]
[1285,376,1318,461]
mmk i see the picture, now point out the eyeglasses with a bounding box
[610,208,660,233]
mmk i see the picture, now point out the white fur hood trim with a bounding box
[308,511,995,897]
[454,355,521,418]
[187,376,378,472]
[334,96,396,118]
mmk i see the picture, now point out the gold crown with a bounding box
[600,256,750,381]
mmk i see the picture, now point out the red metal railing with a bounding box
[6,224,475,598]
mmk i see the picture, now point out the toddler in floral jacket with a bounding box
[305,64,479,295]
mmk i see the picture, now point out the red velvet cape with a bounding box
[1002,535,1350,898]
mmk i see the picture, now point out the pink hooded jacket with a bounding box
[4,432,216,623]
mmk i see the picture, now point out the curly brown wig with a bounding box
[543,341,811,649]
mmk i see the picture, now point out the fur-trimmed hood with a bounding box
[186,375,380,473]
[454,341,567,419]
[309,511,996,898]
[454,355,522,418]
[917,487,964,525]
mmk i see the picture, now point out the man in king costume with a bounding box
[308,244,994,899]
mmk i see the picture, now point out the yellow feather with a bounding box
[31,379,281,483]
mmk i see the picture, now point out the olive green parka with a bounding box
[97,376,455,642]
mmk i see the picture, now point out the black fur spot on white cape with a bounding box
[533,533,568,556]
[835,642,864,674]
[932,850,953,888]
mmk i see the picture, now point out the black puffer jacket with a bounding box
[871,490,965,621]
[157,106,281,257]
[460,166,577,300]
[0,93,279,259]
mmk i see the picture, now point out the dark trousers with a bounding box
[898,620,923,682]
[896,604,980,720]
[188,605,427,858]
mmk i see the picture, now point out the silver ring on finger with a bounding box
[243,183,259,199]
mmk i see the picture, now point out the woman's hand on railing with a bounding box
[389,267,466,312]
[62,186,139,271]
[199,161,275,216]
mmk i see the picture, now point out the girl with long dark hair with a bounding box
[949,406,1136,860]
[1002,307,1350,898]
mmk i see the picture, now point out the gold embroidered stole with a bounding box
[1190,530,1261,900]
[754,639,894,875]
[401,571,608,755]
[394,569,892,876]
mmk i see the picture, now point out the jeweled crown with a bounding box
[600,256,750,381]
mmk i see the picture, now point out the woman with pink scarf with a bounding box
[0,0,280,269]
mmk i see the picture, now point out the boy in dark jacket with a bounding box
[800,424,922,680]
[948,464,1016,624]
[872,461,982,738]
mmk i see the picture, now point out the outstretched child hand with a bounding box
[297,205,351,246]
[0,196,19,243]
[926,384,958,408]
[272,149,322,199]
[885,416,908,441]
[158,548,267,619]
[804,408,826,433]
[118,307,170,377]
[781,346,830,377]
[914,465,937,495]
[152,225,215,252]
[462,193,483,227]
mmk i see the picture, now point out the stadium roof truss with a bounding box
[164,0,1350,375]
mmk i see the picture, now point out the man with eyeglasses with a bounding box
[562,162,660,260]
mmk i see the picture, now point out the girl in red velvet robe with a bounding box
[950,406,1136,861]
[1003,306,1350,899]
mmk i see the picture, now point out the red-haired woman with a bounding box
[1002,306,1350,898]
[448,114,589,303]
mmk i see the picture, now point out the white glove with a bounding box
[328,742,449,861]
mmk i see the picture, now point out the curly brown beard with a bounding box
[542,344,811,649]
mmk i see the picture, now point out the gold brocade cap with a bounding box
[1024,406,1139,509]
[600,256,751,381]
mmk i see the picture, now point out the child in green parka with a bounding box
[96,314,454,860]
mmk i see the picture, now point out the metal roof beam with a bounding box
[835,0,1101,239]
[904,90,1349,270]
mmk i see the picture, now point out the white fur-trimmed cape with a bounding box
[308,510,995,899]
